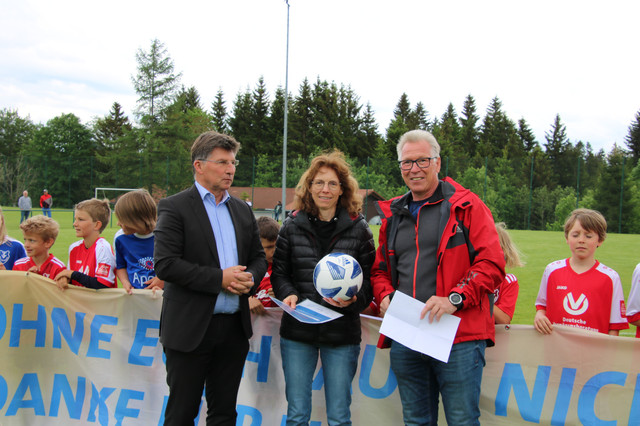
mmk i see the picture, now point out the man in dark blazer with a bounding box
[154,131,267,425]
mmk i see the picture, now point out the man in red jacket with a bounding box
[371,129,505,426]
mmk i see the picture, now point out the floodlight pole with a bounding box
[281,0,290,218]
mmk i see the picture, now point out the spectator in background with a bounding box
[274,200,282,221]
[40,189,53,217]
[18,190,32,223]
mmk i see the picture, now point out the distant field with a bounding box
[3,207,638,337]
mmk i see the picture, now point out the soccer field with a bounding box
[3,207,638,336]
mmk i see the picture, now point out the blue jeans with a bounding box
[390,339,487,426]
[20,210,30,223]
[42,208,51,217]
[280,337,360,426]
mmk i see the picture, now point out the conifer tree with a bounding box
[211,89,228,133]
[624,110,640,165]
[131,39,182,125]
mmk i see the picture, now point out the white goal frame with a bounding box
[94,187,139,200]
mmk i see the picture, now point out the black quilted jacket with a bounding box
[271,208,375,346]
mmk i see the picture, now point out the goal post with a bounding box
[94,187,139,200]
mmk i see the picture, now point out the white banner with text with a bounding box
[1,272,639,425]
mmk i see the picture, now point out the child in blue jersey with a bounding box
[0,206,27,270]
[114,189,163,294]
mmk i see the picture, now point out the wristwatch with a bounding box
[448,292,465,311]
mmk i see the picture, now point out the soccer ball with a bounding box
[313,253,363,301]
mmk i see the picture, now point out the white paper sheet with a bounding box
[379,291,461,362]
[270,297,343,324]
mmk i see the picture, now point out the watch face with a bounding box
[449,293,462,305]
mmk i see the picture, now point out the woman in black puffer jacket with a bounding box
[271,150,375,426]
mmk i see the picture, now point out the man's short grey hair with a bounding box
[396,130,441,160]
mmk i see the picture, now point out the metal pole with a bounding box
[281,0,290,218]
[528,156,534,230]
[619,156,625,234]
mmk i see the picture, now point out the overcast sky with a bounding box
[2,0,639,153]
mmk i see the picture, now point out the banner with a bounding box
[1,272,639,425]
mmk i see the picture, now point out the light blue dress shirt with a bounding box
[195,181,240,314]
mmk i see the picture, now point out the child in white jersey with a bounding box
[534,209,628,335]
[114,189,163,294]
[54,199,116,290]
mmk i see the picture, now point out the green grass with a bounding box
[4,207,637,336]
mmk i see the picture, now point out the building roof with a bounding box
[228,187,385,210]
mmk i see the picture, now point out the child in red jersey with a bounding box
[534,209,628,336]
[494,222,524,324]
[249,216,280,315]
[54,198,116,290]
[13,215,65,279]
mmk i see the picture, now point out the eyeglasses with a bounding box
[311,180,341,191]
[199,159,239,167]
[398,157,438,171]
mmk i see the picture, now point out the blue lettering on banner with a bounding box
[87,315,118,359]
[6,373,45,416]
[630,374,640,425]
[245,335,272,382]
[10,304,47,347]
[49,374,85,419]
[237,404,262,425]
[114,389,144,425]
[359,344,397,399]
[495,363,550,422]
[51,307,86,355]
[577,371,626,425]
[0,303,6,341]
[0,375,7,410]
[551,368,576,425]
[88,383,116,425]
[128,319,160,366]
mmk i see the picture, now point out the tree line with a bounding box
[1,39,640,233]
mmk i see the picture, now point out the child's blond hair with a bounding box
[0,206,7,242]
[563,208,607,242]
[495,222,524,268]
[114,189,157,235]
[75,198,111,233]
[19,215,60,242]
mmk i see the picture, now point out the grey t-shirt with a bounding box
[18,196,32,210]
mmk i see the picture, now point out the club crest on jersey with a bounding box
[0,250,10,264]
[96,263,111,277]
[138,256,154,271]
[563,292,589,315]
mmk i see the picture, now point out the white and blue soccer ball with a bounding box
[313,253,363,301]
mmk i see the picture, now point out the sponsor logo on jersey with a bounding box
[563,292,589,315]
[96,263,111,277]
[0,250,10,263]
[138,256,154,271]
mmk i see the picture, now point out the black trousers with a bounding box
[163,313,250,426]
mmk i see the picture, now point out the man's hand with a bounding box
[534,309,553,334]
[222,266,253,295]
[420,296,457,323]
[144,277,165,294]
